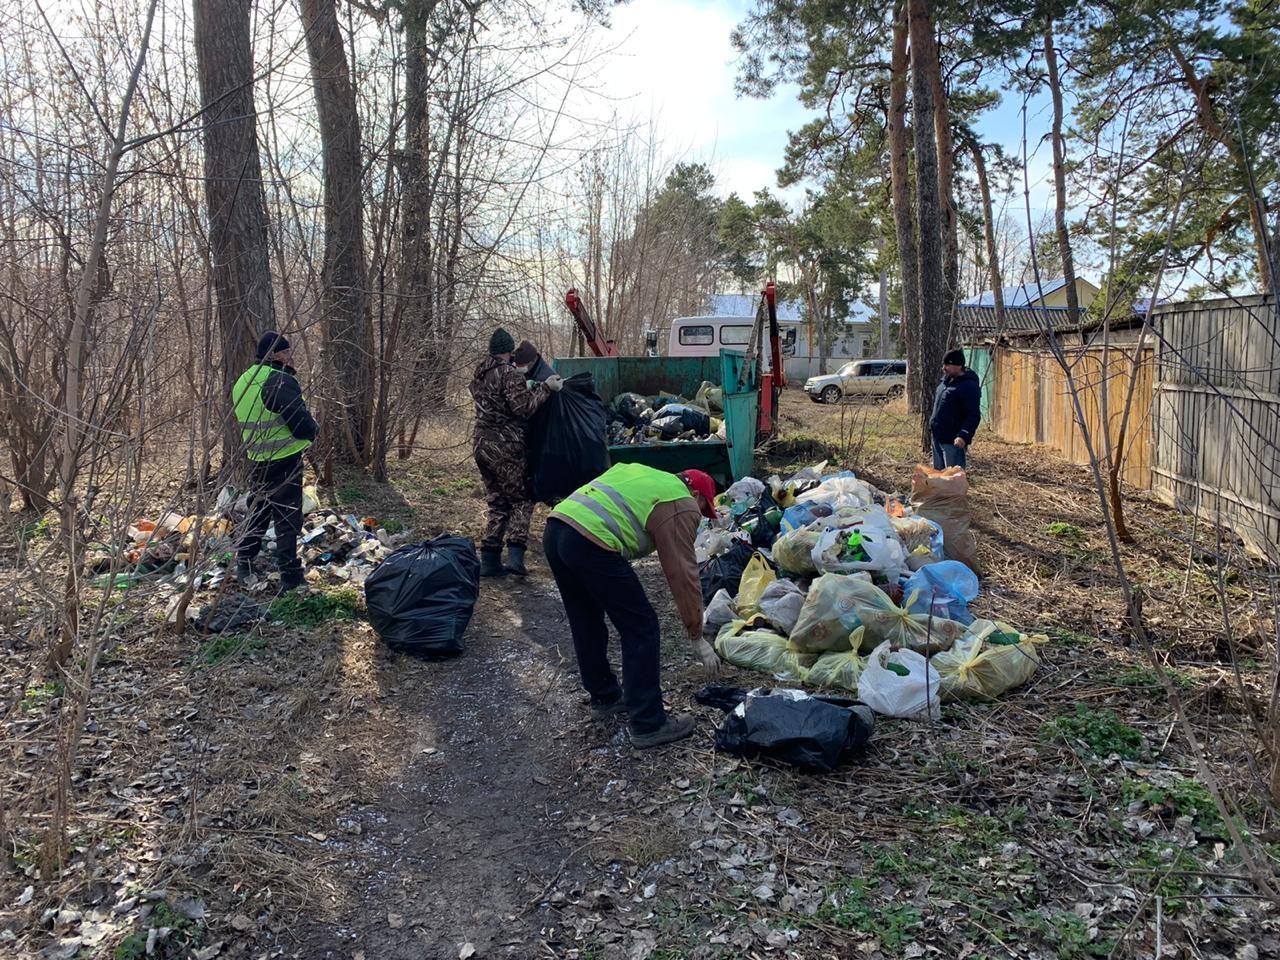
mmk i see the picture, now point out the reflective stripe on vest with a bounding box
[231,364,311,462]
[566,484,654,559]
[551,463,691,560]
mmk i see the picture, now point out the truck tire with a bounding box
[820,385,841,404]
[885,384,904,400]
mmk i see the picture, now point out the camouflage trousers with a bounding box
[474,434,534,549]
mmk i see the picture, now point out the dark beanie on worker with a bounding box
[489,328,515,356]
[944,348,965,366]
[256,331,290,360]
[512,340,539,365]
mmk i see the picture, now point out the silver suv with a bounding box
[804,359,907,403]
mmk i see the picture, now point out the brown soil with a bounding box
[2,392,1278,960]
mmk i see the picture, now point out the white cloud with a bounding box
[567,0,810,201]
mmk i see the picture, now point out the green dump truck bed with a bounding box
[552,351,757,485]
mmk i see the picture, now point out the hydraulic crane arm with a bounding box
[564,288,619,357]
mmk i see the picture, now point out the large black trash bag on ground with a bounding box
[364,535,479,658]
[529,372,610,503]
[699,540,756,605]
[696,686,874,773]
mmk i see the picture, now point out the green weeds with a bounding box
[1045,521,1086,542]
[1040,706,1145,760]
[270,586,361,628]
[22,680,64,712]
[114,902,204,959]
[197,632,268,666]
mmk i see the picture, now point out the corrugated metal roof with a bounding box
[703,293,880,324]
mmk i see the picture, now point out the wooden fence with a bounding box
[969,294,1279,560]
[979,341,1156,489]
[1151,295,1280,561]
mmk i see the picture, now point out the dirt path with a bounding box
[266,571,605,959]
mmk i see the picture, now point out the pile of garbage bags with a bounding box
[607,380,726,446]
[698,462,1044,721]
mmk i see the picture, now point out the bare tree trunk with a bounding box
[929,42,958,319]
[968,135,1006,331]
[302,0,373,464]
[888,5,922,411]
[909,0,947,451]
[192,0,276,464]
[1044,21,1080,324]
[878,236,891,356]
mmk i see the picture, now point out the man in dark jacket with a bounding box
[231,332,319,591]
[513,339,556,383]
[929,348,982,470]
[470,328,563,577]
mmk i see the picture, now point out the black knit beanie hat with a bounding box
[489,328,515,356]
[257,331,290,360]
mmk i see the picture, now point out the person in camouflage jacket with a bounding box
[470,328,563,576]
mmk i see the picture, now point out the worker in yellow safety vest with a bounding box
[544,462,721,749]
[230,332,318,592]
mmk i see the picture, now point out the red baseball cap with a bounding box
[680,470,718,518]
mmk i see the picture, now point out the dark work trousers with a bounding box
[543,518,667,734]
[237,451,304,575]
[932,439,968,471]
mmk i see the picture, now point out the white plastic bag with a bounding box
[725,477,766,503]
[857,641,941,720]
[704,589,737,637]
[758,579,806,635]
[795,474,875,510]
[811,520,907,578]
[696,527,740,563]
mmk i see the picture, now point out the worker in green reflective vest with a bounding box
[545,463,721,749]
[231,332,318,592]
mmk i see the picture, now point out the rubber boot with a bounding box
[479,547,507,577]
[504,543,528,577]
[278,565,306,593]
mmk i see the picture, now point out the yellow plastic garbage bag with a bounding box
[932,620,1044,701]
[736,552,777,616]
[806,630,868,692]
[789,574,881,653]
[714,629,816,681]
[302,484,320,516]
[773,526,822,576]
[859,588,966,655]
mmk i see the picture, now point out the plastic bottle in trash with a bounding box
[929,594,951,621]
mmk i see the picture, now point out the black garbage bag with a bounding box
[699,540,756,605]
[613,392,654,427]
[529,373,610,503]
[364,535,479,658]
[702,687,874,773]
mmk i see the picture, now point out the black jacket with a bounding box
[929,368,981,445]
[260,361,319,442]
[526,355,556,383]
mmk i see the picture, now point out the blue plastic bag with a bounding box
[902,561,980,625]
[781,502,833,533]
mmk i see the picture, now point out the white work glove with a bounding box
[544,374,564,392]
[693,638,720,678]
